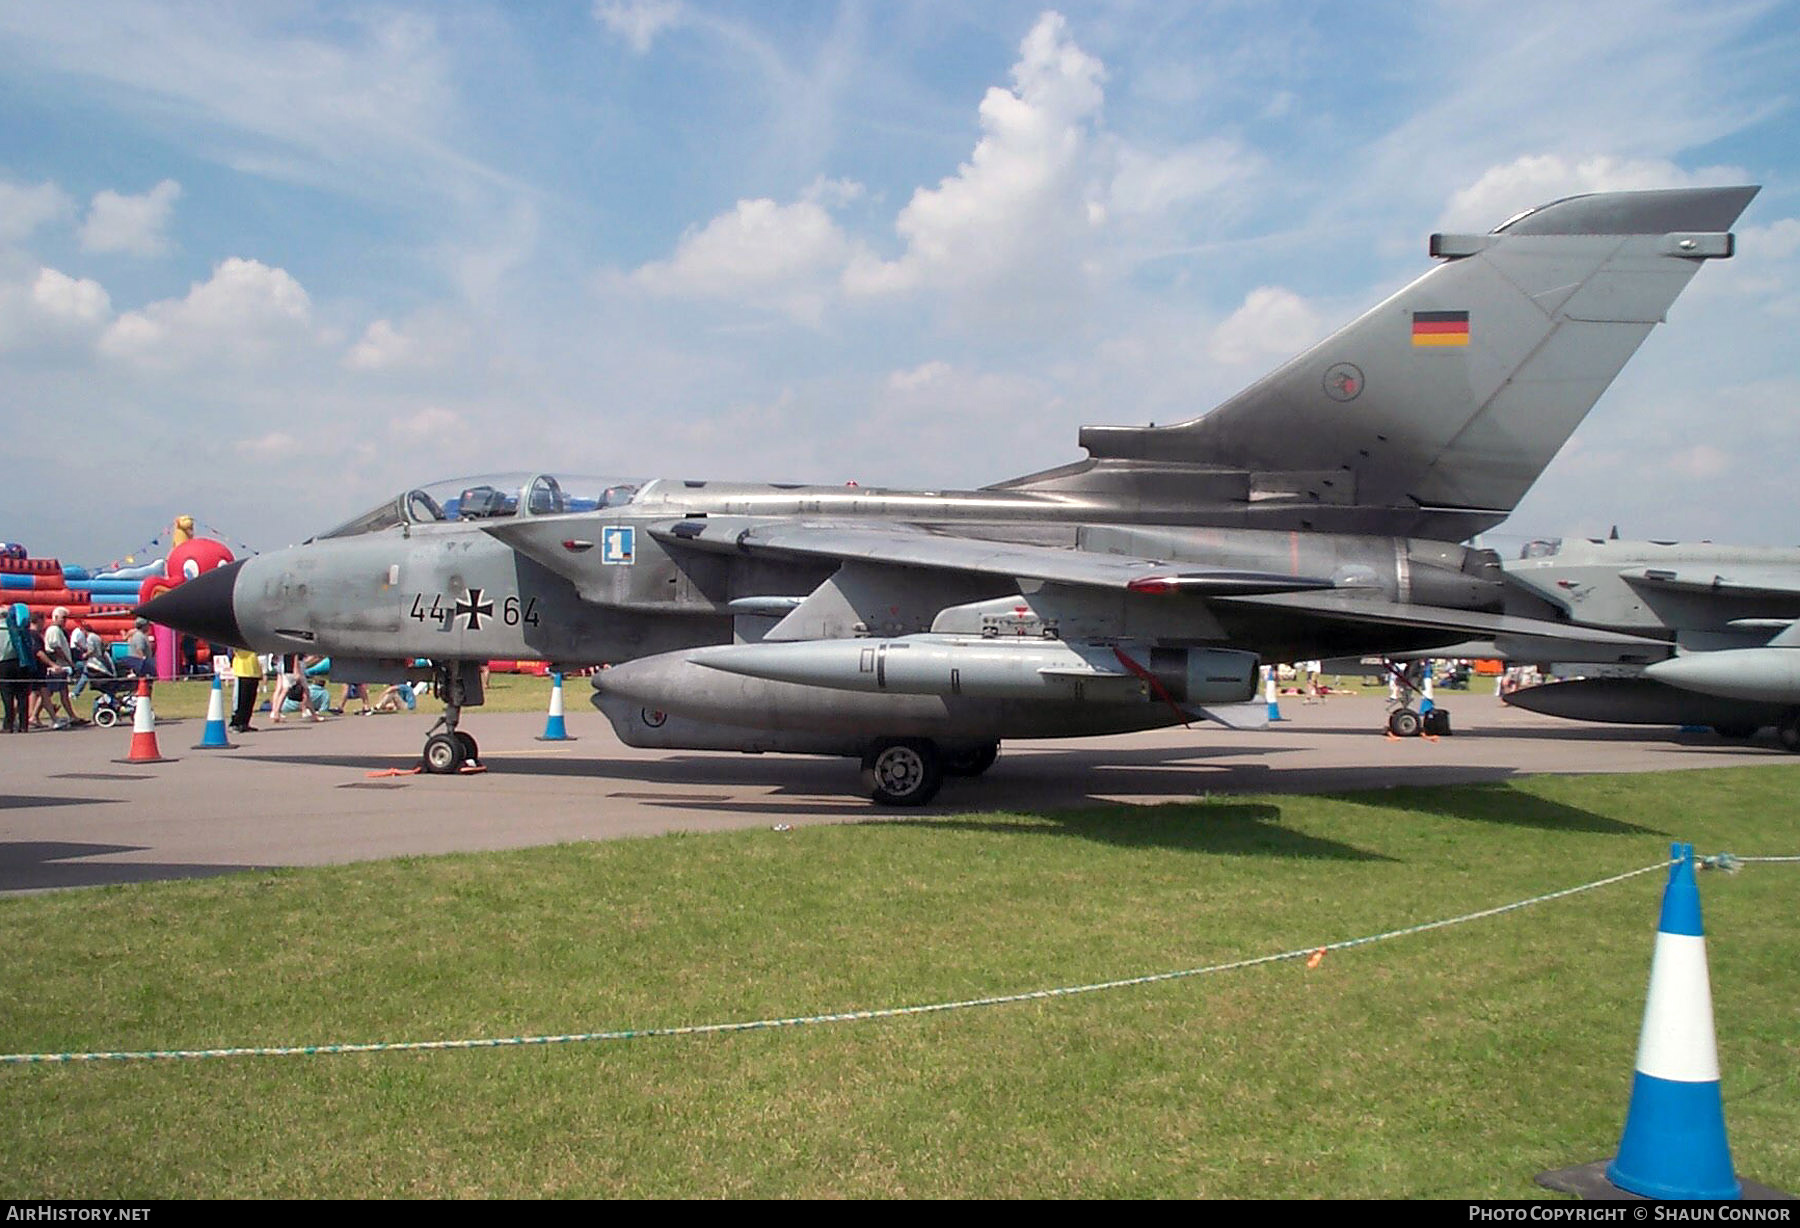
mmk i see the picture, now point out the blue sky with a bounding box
[3,0,1797,564]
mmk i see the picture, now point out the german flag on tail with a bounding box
[1412,309,1470,347]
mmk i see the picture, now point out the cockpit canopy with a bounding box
[315,473,642,540]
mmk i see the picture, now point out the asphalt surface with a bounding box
[2,692,1792,892]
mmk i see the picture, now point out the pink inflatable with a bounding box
[138,537,235,678]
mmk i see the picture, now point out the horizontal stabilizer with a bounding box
[1218,589,1670,650]
[1620,566,1800,600]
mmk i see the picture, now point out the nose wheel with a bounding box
[420,662,485,774]
[423,732,466,774]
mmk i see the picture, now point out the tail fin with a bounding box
[1008,186,1757,538]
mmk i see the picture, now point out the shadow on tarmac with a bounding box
[0,841,262,892]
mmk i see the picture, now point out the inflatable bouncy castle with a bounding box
[1,517,236,677]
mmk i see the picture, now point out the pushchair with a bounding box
[87,651,139,728]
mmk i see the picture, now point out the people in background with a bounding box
[123,618,154,678]
[230,647,262,733]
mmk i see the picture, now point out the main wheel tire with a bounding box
[423,732,466,774]
[1387,708,1422,738]
[1777,714,1800,754]
[92,705,118,729]
[1712,723,1760,741]
[455,731,480,763]
[942,742,999,777]
[861,738,943,807]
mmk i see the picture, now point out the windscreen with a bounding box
[314,474,642,540]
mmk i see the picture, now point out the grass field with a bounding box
[2,767,1795,1198]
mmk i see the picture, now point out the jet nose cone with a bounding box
[135,559,247,646]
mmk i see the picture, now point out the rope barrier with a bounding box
[3,852,1792,1067]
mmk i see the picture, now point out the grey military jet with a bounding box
[1498,537,1800,749]
[140,186,1756,803]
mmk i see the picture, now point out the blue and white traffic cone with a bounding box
[1606,842,1740,1200]
[536,671,574,742]
[194,673,236,749]
[1419,664,1435,714]
[1264,666,1282,722]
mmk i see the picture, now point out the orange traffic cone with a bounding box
[116,676,175,764]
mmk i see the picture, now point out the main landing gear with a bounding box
[420,662,486,775]
[1778,711,1800,754]
[860,738,1000,806]
[1382,661,1452,739]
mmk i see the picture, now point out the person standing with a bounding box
[39,607,85,728]
[25,612,50,728]
[124,618,154,678]
[230,646,262,733]
[69,621,94,699]
[0,603,27,733]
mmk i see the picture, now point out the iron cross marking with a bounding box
[455,589,495,631]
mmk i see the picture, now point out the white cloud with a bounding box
[0,8,524,210]
[387,405,464,443]
[1438,155,1745,233]
[0,264,112,352]
[1206,286,1326,367]
[79,179,182,256]
[1669,444,1731,481]
[844,11,1106,302]
[233,431,297,458]
[343,307,474,375]
[0,179,74,243]
[631,196,861,323]
[31,268,111,327]
[345,319,413,370]
[886,360,951,393]
[621,13,1127,321]
[1108,140,1259,218]
[99,257,315,368]
[802,176,864,210]
[441,199,541,309]
[593,1,684,54]
[1738,218,1800,261]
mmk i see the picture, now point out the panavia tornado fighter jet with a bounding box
[140,186,1756,803]
[1498,537,1800,750]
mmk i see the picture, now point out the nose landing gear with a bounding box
[419,662,486,774]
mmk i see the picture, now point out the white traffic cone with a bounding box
[1607,842,1739,1199]
[536,671,575,741]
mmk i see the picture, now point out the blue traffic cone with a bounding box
[536,671,575,741]
[1264,667,1282,722]
[1607,842,1740,1200]
[1419,663,1435,714]
[193,673,237,749]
